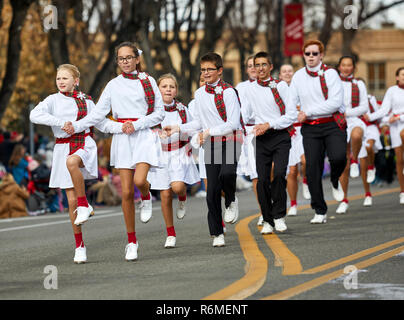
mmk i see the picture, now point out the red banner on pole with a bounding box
[284,3,304,57]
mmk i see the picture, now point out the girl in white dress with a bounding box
[279,64,310,218]
[357,78,383,207]
[30,64,122,264]
[64,42,165,261]
[148,74,200,248]
[364,67,404,204]
[336,56,369,214]
[235,55,262,223]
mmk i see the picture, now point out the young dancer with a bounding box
[148,74,200,248]
[356,78,383,207]
[165,52,243,247]
[364,67,404,204]
[63,42,165,261]
[335,56,369,214]
[279,64,310,217]
[30,64,122,263]
[235,55,263,224]
[290,40,347,224]
[241,52,296,234]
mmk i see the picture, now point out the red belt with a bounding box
[162,140,188,152]
[304,117,335,125]
[56,132,91,144]
[293,123,302,127]
[210,131,244,143]
[246,123,255,127]
[116,118,139,123]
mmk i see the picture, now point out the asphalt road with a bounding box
[1,177,404,301]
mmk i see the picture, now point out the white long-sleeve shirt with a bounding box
[342,79,369,118]
[72,71,165,133]
[290,62,344,119]
[179,79,242,136]
[236,80,256,125]
[240,78,296,130]
[160,100,195,144]
[30,92,122,137]
[368,85,404,122]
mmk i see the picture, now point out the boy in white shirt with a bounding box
[289,40,347,224]
[164,52,243,247]
[241,52,297,234]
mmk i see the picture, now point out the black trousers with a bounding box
[204,139,241,236]
[255,129,291,226]
[301,121,347,215]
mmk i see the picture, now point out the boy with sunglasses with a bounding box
[289,40,347,225]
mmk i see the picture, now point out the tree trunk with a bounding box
[0,0,34,122]
[48,0,70,66]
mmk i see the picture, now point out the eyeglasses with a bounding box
[304,52,320,57]
[254,63,269,69]
[117,56,136,63]
[200,68,218,73]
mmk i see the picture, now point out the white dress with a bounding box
[235,80,258,179]
[72,72,165,170]
[147,101,200,190]
[368,85,404,149]
[188,99,206,179]
[364,95,383,152]
[342,78,369,159]
[288,125,305,167]
[30,92,122,189]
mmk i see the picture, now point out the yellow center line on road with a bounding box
[203,214,268,300]
[262,245,404,300]
[203,187,401,300]
[302,237,404,274]
[259,230,303,275]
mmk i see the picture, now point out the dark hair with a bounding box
[8,144,25,168]
[254,52,273,65]
[115,41,142,72]
[396,67,404,77]
[337,55,357,69]
[396,67,404,84]
[200,52,223,69]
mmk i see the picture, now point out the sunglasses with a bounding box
[304,52,320,57]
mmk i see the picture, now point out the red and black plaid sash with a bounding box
[122,72,162,130]
[340,75,359,108]
[361,98,378,127]
[164,100,187,124]
[122,72,155,115]
[305,64,346,130]
[257,78,296,137]
[163,99,191,155]
[205,79,246,136]
[60,91,94,155]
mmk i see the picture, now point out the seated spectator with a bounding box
[0,173,29,219]
[8,144,29,187]
[0,131,23,171]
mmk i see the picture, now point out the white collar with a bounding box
[307,62,323,72]
[207,79,220,87]
[165,100,175,107]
